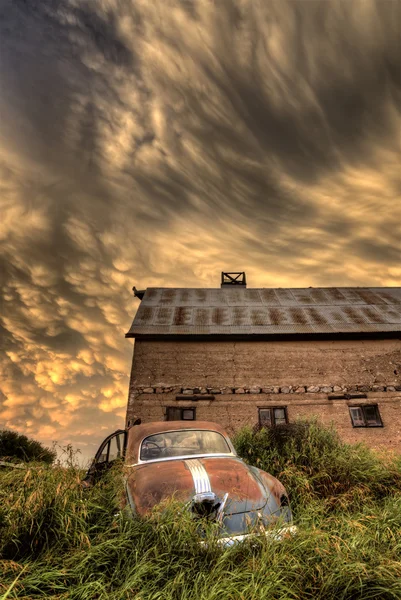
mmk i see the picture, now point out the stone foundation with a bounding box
[131,382,400,395]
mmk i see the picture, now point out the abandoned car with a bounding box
[83,421,296,546]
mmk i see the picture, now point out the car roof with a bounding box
[126,421,231,460]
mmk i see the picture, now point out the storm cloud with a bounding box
[0,0,400,459]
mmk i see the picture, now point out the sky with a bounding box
[0,0,400,462]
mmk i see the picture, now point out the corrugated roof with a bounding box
[126,287,401,338]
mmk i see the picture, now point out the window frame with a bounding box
[258,406,289,428]
[94,430,127,463]
[82,429,127,486]
[348,404,383,428]
[166,406,196,421]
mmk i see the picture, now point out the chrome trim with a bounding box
[216,493,229,524]
[128,452,237,468]
[185,458,212,494]
[200,525,298,549]
[193,491,217,504]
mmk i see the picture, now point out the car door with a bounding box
[82,429,127,486]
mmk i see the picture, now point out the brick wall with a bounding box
[126,338,401,450]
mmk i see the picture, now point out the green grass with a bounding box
[0,429,56,465]
[1,421,401,599]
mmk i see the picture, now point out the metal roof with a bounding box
[126,287,401,338]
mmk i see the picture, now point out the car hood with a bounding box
[126,456,277,516]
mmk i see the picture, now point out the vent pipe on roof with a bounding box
[133,286,145,300]
[221,272,247,288]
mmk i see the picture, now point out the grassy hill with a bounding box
[1,421,401,599]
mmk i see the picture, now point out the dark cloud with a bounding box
[353,239,401,265]
[0,0,400,458]
[72,6,134,67]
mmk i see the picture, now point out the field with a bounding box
[1,422,401,600]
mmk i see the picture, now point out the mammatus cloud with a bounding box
[0,0,400,459]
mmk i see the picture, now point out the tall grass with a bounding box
[234,420,401,510]
[1,420,400,599]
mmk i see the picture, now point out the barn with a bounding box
[125,273,401,450]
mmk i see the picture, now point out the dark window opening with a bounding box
[166,407,196,421]
[349,404,383,427]
[258,407,288,427]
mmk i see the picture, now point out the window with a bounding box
[258,407,288,427]
[97,441,109,463]
[108,432,125,461]
[96,431,126,463]
[166,406,196,421]
[349,404,383,427]
[140,430,231,461]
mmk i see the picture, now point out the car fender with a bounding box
[249,466,293,522]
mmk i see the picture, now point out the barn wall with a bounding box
[126,338,401,450]
[128,338,401,390]
[128,393,401,450]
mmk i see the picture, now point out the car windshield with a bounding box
[140,430,231,461]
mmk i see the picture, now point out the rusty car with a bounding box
[83,420,296,546]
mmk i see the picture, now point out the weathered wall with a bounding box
[129,339,401,389]
[126,338,401,450]
[127,392,401,450]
